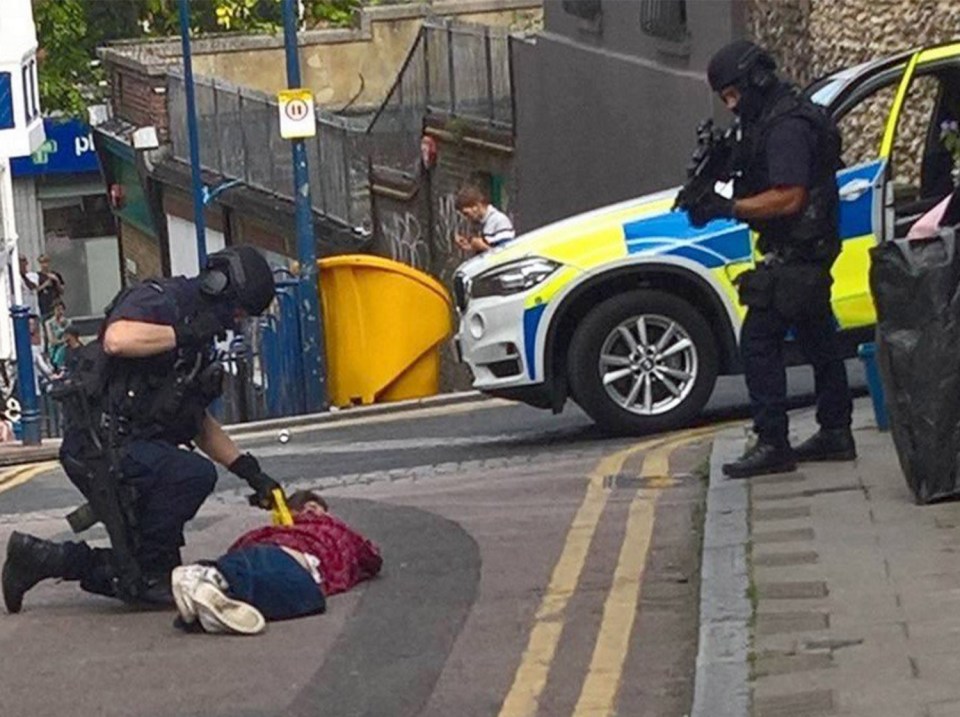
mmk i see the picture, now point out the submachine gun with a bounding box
[672,118,740,217]
[50,343,144,602]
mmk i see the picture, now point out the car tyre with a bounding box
[567,290,719,435]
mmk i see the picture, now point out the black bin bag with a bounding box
[870,227,960,503]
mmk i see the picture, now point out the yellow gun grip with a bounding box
[271,488,294,526]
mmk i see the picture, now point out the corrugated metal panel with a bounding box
[12,176,42,258]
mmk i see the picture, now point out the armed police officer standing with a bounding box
[685,40,855,478]
[2,246,283,612]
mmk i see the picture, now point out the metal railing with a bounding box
[167,70,371,231]
[367,19,515,171]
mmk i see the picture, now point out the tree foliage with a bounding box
[33,0,91,118]
[33,0,371,116]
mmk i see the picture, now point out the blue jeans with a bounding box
[216,545,326,621]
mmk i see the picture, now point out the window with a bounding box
[0,73,13,130]
[835,64,960,238]
[30,59,39,118]
[640,0,688,43]
[40,192,115,240]
[40,188,120,318]
[21,60,38,122]
[834,82,899,168]
[886,68,960,233]
[562,0,601,21]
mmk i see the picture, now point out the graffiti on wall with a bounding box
[435,192,463,263]
[382,211,429,270]
[375,191,477,281]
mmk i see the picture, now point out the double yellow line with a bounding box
[499,423,726,717]
[0,460,59,495]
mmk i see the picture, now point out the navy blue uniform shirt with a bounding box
[764,117,817,190]
[105,277,200,328]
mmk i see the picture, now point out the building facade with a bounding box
[510,0,960,232]
[11,118,121,318]
[511,0,745,231]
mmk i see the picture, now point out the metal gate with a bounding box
[19,270,316,439]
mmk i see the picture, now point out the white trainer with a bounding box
[171,565,228,625]
[191,580,266,636]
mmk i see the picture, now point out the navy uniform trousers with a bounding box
[740,264,853,448]
[59,433,217,597]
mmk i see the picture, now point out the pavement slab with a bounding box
[696,397,960,717]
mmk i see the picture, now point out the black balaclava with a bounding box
[707,40,778,124]
[736,85,771,124]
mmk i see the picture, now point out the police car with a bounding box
[454,42,960,434]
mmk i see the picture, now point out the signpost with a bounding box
[178,0,208,268]
[280,0,327,413]
[172,0,327,416]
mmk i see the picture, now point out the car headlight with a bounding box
[471,258,561,299]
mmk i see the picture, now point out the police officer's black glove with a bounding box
[228,453,281,510]
[174,309,228,349]
[688,193,735,228]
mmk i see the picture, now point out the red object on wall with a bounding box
[108,183,124,209]
[420,135,438,170]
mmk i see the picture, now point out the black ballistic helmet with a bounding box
[200,246,275,315]
[707,39,777,93]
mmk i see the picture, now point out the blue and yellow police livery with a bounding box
[454,43,960,434]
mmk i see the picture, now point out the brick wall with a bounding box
[110,66,169,141]
[120,220,163,281]
[368,117,515,392]
[370,119,515,284]
[425,119,516,285]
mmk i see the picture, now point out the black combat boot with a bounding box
[3,532,71,613]
[136,572,175,607]
[722,441,797,479]
[794,428,856,462]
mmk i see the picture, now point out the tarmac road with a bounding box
[0,363,866,717]
[0,361,866,516]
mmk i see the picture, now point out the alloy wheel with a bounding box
[597,313,699,416]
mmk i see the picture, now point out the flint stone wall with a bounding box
[747,0,960,183]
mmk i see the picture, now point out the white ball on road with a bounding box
[278,429,291,444]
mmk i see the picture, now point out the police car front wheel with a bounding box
[567,290,719,435]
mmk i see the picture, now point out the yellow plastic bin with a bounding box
[317,255,453,407]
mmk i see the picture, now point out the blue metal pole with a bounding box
[11,306,40,445]
[281,0,327,412]
[178,0,208,268]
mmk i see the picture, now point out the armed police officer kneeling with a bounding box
[2,246,282,612]
[683,40,855,478]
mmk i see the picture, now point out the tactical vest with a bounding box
[58,280,225,449]
[737,84,842,263]
[106,343,223,445]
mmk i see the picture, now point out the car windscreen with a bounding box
[804,62,873,106]
[807,77,847,106]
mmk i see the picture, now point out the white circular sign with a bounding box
[285,99,309,122]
